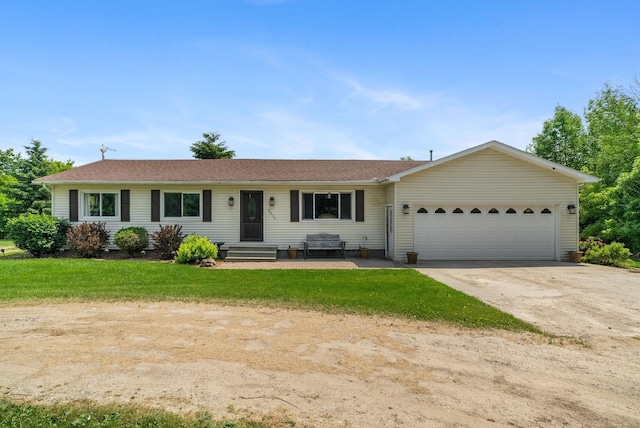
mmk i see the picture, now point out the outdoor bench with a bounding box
[304,233,346,259]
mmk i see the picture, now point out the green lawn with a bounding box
[0,399,270,428]
[0,240,24,257]
[0,258,538,332]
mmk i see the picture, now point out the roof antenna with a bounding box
[100,145,116,160]
[430,150,433,161]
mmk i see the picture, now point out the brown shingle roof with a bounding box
[36,159,429,183]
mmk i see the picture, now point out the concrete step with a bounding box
[225,244,277,262]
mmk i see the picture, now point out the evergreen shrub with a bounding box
[114,227,149,256]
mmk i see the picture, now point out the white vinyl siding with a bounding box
[50,184,385,251]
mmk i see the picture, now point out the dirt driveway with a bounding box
[1,262,639,427]
[416,261,640,338]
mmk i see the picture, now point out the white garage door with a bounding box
[414,206,556,260]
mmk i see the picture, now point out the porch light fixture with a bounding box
[567,204,576,214]
[402,204,410,214]
[228,196,234,206]
[269,196,275,206]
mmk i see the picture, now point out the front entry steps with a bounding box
[224,244,277,262]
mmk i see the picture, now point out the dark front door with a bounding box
[240,191,263,241]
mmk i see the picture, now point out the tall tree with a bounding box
[609,157,640,250]
[527,105,588,170]
[584,83,640,187]
[4,139,73,217]
[190,132,235,159]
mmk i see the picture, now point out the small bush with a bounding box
[66,222,110,258]
[114,227,149,256]
[175,234,217,264]
[6,214,70,257]
[150,224,185,260]
[582,241,632,267]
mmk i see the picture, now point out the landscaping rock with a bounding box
[199,258,216,268]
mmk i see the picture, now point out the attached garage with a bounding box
[389,141,598,262]
[413,205,557,260]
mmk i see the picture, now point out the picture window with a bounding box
[164,192,200,218]
[302,192,352,220]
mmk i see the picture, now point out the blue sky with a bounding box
[1,1,638,166]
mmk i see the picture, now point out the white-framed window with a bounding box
[83,192,118,217]
[163,192,200,218]
[302,192,352,220]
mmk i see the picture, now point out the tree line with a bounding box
[0,140,74,236]
[3,89,639,254]
[527,81,640,253]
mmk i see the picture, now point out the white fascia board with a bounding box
[387,140,599,183]
[33,179,382,186]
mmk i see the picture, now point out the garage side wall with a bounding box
[394,149,579,261]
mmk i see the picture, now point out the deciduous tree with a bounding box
[527,105,589,171]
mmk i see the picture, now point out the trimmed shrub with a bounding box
[150,224,185,260]
[582,241,632,268]
[6,214,70,257]
[114,227,149,256]
[175,234,217,264]
[66,222,110,258]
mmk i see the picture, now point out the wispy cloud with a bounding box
[232,108,379,159]
[333,73,424,112]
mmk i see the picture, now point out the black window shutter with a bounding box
[290,190,299,222]
[69,189,78,222]
[121,190,130,222]
[151,190,160,222]
[203,190,212,222]
[355,190,365,222]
